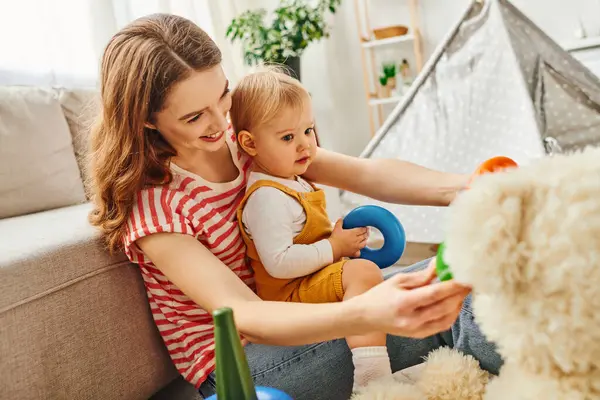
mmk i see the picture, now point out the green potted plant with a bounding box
[378,75,390,98]
[382,62,397,90]
[225,0,341,81]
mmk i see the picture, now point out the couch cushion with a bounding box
[0,203,126,309]
[57,87,100,195]
[0,86,87,218]
[0,203,178,399]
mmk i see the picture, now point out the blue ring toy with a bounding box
[342,205,406,269]
[206,386,292,399]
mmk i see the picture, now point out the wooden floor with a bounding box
[378,241,439,277]
[370,239,439,267]
[398,241,439,266]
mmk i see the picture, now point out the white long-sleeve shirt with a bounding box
[241,172,334,279]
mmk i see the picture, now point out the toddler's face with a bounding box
[250,96,317,179]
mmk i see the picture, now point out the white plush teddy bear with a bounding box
[353,146,600,400]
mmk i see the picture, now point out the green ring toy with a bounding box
[435,242,453,281]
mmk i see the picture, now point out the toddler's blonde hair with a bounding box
[230,66,310,135]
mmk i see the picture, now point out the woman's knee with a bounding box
[247,340,354,399]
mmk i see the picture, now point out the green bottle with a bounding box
[212,307,257,400]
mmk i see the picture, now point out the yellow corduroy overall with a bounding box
[237,179,346,303]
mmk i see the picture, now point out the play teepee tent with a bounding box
[340,0,600,245]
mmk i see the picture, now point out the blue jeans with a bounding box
[199,259,503,399]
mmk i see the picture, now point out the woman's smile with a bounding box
[200,131,224,142]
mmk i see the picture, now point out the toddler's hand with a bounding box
[328,219,369,260]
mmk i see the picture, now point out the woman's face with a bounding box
[150,65,232,154]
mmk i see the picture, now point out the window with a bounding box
[0,0,216,87]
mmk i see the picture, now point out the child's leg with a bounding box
[341,259,391,391]
[342,259,386,348]
[287,260,390,390]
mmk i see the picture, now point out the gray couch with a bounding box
[0,86,200,399]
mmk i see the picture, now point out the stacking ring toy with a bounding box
[206,307,294,400]
[206,387,292,400]
[435,242,453,282]
[436,156,519,281]
[342,205,406,269]
[468,156,519,187]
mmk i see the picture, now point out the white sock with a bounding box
[351,346,392,392]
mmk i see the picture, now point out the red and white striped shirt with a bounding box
[123,130,254,388]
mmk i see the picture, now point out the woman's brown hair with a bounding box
[87,13,222,252]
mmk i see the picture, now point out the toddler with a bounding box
[231,68,391,392]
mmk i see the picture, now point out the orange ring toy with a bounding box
[467,156,518,187]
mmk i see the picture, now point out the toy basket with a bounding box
[373,25,408,39]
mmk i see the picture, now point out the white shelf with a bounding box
[362,34,415,49]
[353,0,424,136]
[561,36,600,52]
[369,96,403,106]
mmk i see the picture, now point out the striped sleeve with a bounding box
[123,186,195,263]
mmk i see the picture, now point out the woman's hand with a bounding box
[350,259,471,338]
[327,219,369,259]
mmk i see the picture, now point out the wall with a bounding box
[238,0,371,155]
[236,0,600,156]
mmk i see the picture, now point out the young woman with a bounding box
[88,13,501,399]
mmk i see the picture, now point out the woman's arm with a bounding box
[136,232,470,345]
[303,147,468,206]
[138,231,358,345]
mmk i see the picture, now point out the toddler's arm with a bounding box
[242,187,333,279]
